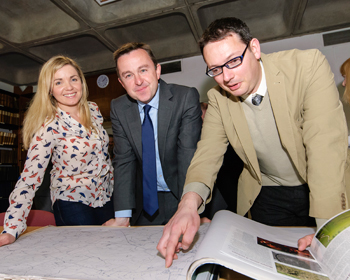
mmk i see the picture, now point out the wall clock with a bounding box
[97,74,109,89]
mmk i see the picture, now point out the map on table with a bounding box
[0,224,209,280]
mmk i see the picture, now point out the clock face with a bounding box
[97,74,109,89]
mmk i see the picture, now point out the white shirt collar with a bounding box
[242,60,266,104]
[137,83,160,113]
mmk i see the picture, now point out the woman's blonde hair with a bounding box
[340,58,350,104]
[22,55,93,149]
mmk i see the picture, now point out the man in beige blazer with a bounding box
[157,17,349,268]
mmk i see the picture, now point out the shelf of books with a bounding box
[0,88,20,212]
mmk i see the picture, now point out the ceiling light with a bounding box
[95,0,121,6]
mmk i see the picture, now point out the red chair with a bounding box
[0,210,56,226]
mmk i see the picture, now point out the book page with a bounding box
[187,210,325,280]
[311,209,350,280]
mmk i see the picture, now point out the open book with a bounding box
[187,209,350,280]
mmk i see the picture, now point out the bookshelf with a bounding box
[0,89,20,212]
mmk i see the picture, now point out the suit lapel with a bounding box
[226,92,261,180]
[262,54,299,169]
[157,79,173,162]
[124,96,142,158]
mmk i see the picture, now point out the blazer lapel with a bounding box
[226,92,261,180]
[157,79,173,162]
[262,54,299,169]
[124,97,142,158]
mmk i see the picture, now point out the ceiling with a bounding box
[1,0,350,86]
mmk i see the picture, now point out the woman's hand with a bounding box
[0,233,16,247]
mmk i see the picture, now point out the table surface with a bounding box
[0,226,41,234]
[0,226,251,280]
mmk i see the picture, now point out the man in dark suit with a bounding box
[103,42,202,226]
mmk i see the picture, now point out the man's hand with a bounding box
[157,192,203,268]
[0,233,16,247]
[102,217,130,227]
[298,234,315,251]
[200,217,211,224]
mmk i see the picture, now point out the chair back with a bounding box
[0,212,5,226]
[0,210,56,226]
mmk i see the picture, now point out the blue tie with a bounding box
[142,105,159,216]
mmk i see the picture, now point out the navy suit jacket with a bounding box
[110,79,202,225]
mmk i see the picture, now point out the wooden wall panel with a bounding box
[85,72,126,122]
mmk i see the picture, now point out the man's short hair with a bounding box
[199,17,253,54]
[113,42,158,77]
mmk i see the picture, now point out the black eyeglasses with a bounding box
[206,43,250,77]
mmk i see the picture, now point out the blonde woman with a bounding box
[0,56,114,246]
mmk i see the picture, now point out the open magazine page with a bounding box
[310,209,350,280]
[187,210,325,280]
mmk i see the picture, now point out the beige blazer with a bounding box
[185,49,348,220]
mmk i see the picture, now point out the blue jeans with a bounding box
[53,199,114,226]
